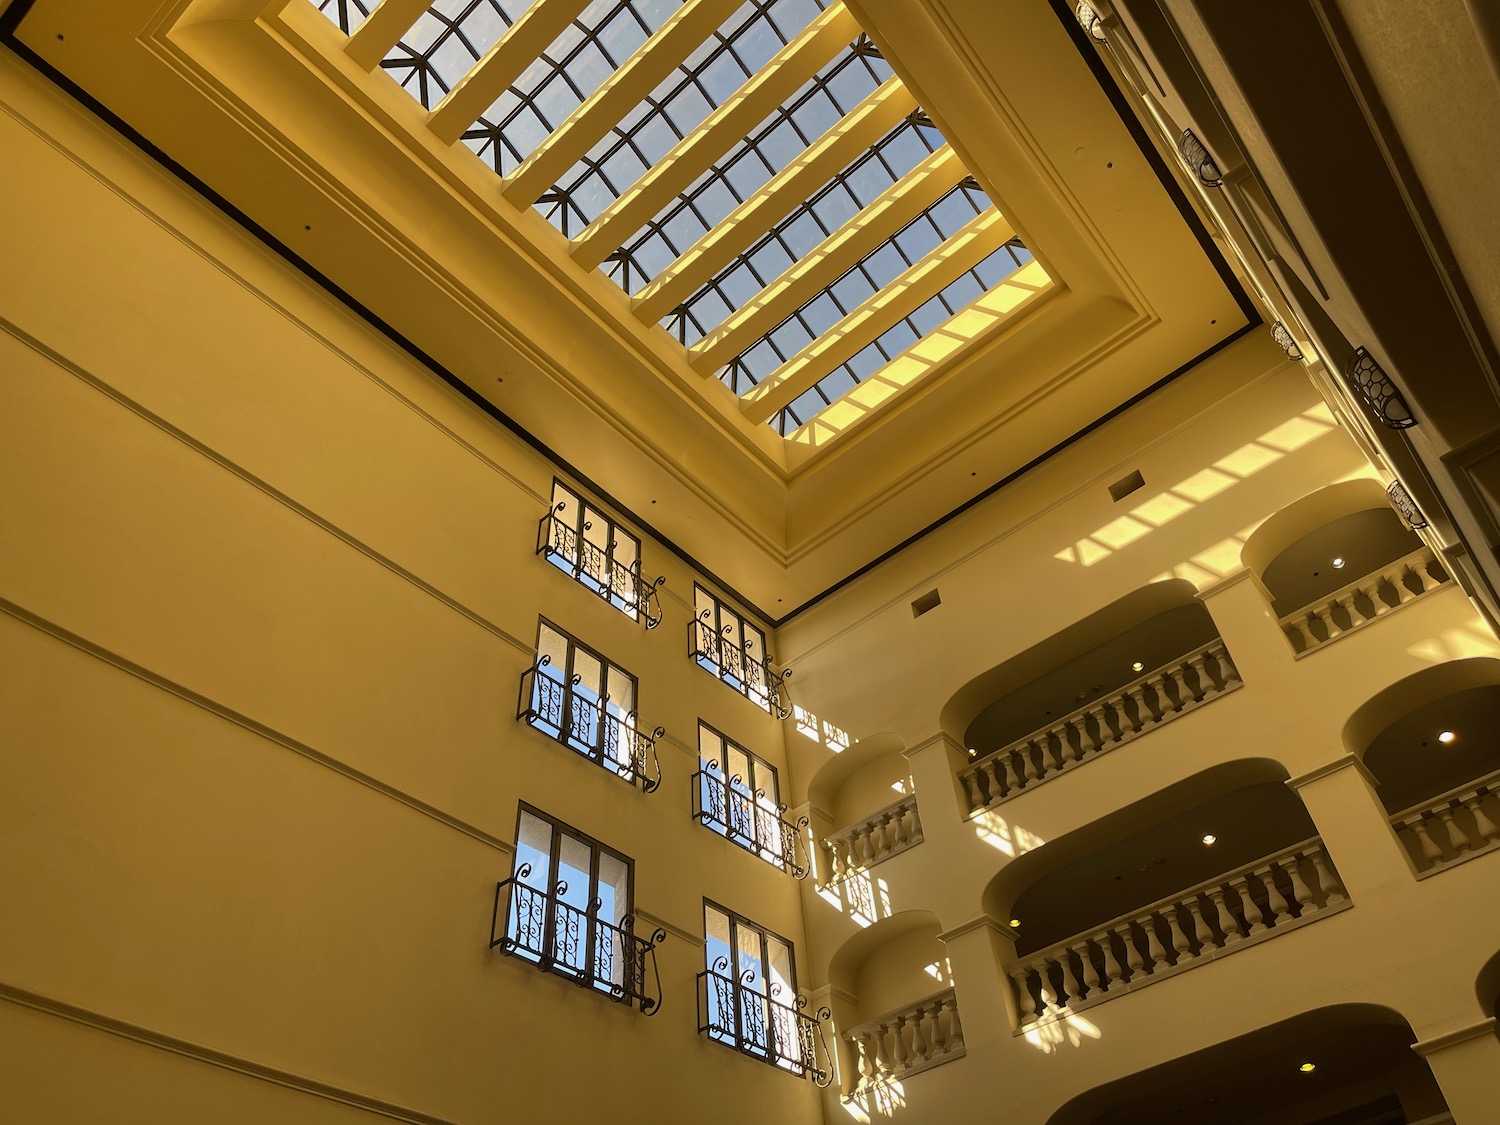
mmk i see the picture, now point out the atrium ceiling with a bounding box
[5,0,1258,615]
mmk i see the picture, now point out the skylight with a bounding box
[314,0,1049,442]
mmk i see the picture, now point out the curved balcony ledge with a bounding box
[1392,765,1500,878]
[1280,546,1449,658]
[823,793,923,885]
[1009,836,1348,1033]
[959,639,1241,816]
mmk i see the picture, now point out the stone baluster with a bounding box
[908,800,923,843]
[907,1007,931,1065]
[1185,894,1216,952]
[1098,930,1124,989]
[1077,706,1108,754]
[887,1014,909,1074]
[884,810,905,854]
[1413,558,1443,593]
[1012,966,1039,1025]
[943,994,965,1052]
[1043,730,1068,774]
[1075,940,1101,999]
[1335,592,1366,630]
[1185,650,1215,696]
[1118,922,1145,980]
[1212,644,1241,686]
[1162,905,1193,963]
[1282,616,1314,652]
[1257,864,1293,926]
[1316,602,1344,642]
[1161,661,1194,709]
[852,1031,876,1088]
[871,1023,894,1077]
[961,768,985,811]
[1404,814,1445,866]
[1124,686,1154,733]
[1462,792,1499,845]
[1143,674,1171,720]
[1139,913,1168,971]
[1308,846,1345,903]
[1283,853,1316,913]
[1018,746,1040,784]
[1207,885,1242,943]
[975,759,1001,807]
[1231,873,1266,935]
[1035,959,1059,1013]
[1436,805,1473,854]
[1001,753,1024,796]
[1056,949,1084,1008]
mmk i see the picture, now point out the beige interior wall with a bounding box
[851,927,948,1023]
[0,51,821,1125]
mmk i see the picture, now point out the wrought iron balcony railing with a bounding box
[538,509,665,628]
[490,867,665,1014]
[688,616,792,718]
[693,763,809,879]
[519,660,663,793]
[696,963,833,1086]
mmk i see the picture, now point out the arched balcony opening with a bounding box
[1343,659,1500,877]
[984,761,1349,1031]
[947,581,1240,816]
[1243,479,1447,656]
[1046,1005,1449,1125]
[1476,949,1500,1025]
[827,912,965,1104]
[808,735,923,896]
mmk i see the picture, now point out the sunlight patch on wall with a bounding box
[1022,1011,1102,1054]
[1054,406,1337,568]
[844,1078,906,1118]
[794,705,852,752]
[1407,620,1500,664]
[973,809,1046,857]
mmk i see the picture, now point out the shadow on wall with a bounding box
[1044,1004,1448,1125]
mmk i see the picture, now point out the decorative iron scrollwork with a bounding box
[1346,347,1416,429]
[1271,322,1304,360]
[692,767,811,879]
[537,507,666,628]
[1387,480,1429,531]
[689,616,794,719]
[1177,129,1223,188]
[696,969,834,1085]
[518,663,664,793]
[491,875,666,1014]
[1075,1,1106,41]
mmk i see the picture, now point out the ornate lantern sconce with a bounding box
[1177,130,1223,188]
[1347,347,1416,429]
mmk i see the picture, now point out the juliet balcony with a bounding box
[519,660,664,792]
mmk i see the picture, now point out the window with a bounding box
[694,723,807,878]
[519,620,662,792]
[538,480,664,627]
[490,806,663,1012]
[690,585,790,716]
[697,902,830,1084]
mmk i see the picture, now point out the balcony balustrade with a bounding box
[537,510,665,628]
[1280,546,1448,656]
[694,764,810,878]
[1392,766,1500,876]
[959,639,1241,814]
[1009,837,1348,1028]
[843,988,965,1093]
[824,794,923,884]
[489,868,666,1014]
[518,661,664,792]
[697,964,833,1085]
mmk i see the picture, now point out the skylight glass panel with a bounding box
[607,36,891,297]
[383,0,541,109]
[664,112,944,346]
[770,239,1033,434]
[536,0,830,239]
[463,0,680,178]
[313,0,373,35]
[719,179,993,393]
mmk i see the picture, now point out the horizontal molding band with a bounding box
[0,593,514,855]
[0,315,536,660]
[0,980,460,1125]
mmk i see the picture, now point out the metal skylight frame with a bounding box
[538,0,831,239]
[315,0,372,35]
[607,34,891,298]
[381,0,539,109]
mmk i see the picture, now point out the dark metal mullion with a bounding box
[584,842,601,988]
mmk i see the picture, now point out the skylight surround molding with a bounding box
[382,0,540,110]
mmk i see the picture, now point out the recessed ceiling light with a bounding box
[1438,730,1457,745]
[1202,834,1217,845]
[1009,918,1021,928]
[1332,557,1346,568]
[1299,1062,1316,1074]
[968,747,978,756]
[1132,661,1144,672]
